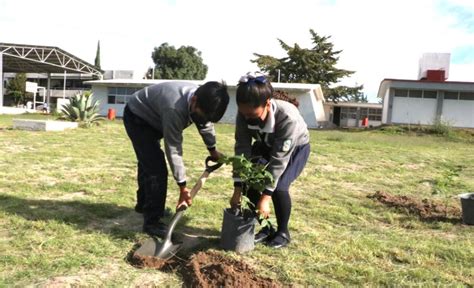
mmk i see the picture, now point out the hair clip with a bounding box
[239,72,267,84]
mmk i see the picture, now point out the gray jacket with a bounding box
[234,99,310,192]
[127,81,216,185]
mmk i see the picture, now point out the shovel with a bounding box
[134,156,223,260]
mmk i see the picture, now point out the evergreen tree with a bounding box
[94,41,101,69]
[6,73,27,106]
[151,43,208,80]
[252,29,363,102]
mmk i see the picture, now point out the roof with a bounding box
[377,78,474,99]
[0,42,103,76]
[324,102,382,108]
[381,78,474,85]
[85,79,322,91]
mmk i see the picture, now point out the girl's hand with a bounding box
[257,194,272,218]
[230,187,242,208]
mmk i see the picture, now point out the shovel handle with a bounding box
[205,156,223,173]
[176,156,222,212]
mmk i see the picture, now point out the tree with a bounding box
[151,43,208,80]
[252,29,363,102]
[6,73,27,106]
[94,40,101,69]
[352,92,368,103]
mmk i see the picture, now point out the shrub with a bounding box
[430,118,454,137]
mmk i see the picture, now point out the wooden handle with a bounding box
[189,171,210,199]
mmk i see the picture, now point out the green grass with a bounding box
[0,113,473,286]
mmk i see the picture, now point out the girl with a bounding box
[231,72,311,248]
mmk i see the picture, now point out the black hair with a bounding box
[236,80,274,108]
[194,81,229,122]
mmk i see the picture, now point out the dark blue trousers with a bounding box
[247,143,310,235]
[123,105,168,225]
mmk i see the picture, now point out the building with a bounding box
[0,42,103,111]
[85,79,327,128]
[378,53,474,128]
[323,102,383,128]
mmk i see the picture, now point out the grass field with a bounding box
[0,113,473,286]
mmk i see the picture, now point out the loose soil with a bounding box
[369,191,462,222]
[130,250,282,287]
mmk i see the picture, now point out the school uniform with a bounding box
[123,81,216,226]
[234,99,311,243]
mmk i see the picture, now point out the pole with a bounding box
[47,73,51,108]
[0,52,3,107]
[63,70,67,99]
[277,69,280,83]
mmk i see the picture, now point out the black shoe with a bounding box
[266,231,291,249]
[142,221,168,238]
[134,204,144,214]
[254,225,276,244]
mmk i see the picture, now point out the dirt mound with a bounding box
[129,250,282,287]
[369,191,461,222]
[182,251,281,287]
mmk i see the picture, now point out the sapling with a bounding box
[220,155,274,227]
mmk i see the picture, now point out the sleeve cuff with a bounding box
[262,188,274,196]
[207,146,216,151]
[177,181,187,187]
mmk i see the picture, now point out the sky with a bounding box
[1,0,474,102]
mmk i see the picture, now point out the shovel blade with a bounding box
[134,237,182,260]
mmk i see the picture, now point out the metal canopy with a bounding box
[0,42,103,76]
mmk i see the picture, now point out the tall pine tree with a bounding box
[94,41,101,69]
[252,29,363,102]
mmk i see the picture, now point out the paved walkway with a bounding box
[0,106,37,115]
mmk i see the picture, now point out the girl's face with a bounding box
[238,99,271,126]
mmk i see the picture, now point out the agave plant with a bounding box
[60,91,103,127]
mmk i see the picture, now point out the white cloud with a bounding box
[1,0,473,102]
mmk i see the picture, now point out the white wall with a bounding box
[91,86,123,116]
[90,82,325,128]
[382,89,390,123]
[392,97,437,125]
[442,100,474,128]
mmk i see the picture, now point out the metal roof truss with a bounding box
[0,43,102,77]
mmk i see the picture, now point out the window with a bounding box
[368,115,382,121]
[340,107,357,120]
[423,90,437,99]
[394,89,408,97]
[369,108,381,115]
[107,86,139,104]
[409,90,422,98]
[445,91,459,100]
[459,92,474,101]
[368,108,382,121]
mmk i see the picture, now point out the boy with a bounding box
[124,81,229,237]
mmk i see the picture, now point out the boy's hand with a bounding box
[177,187,192,209]
[209,149,223,162]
